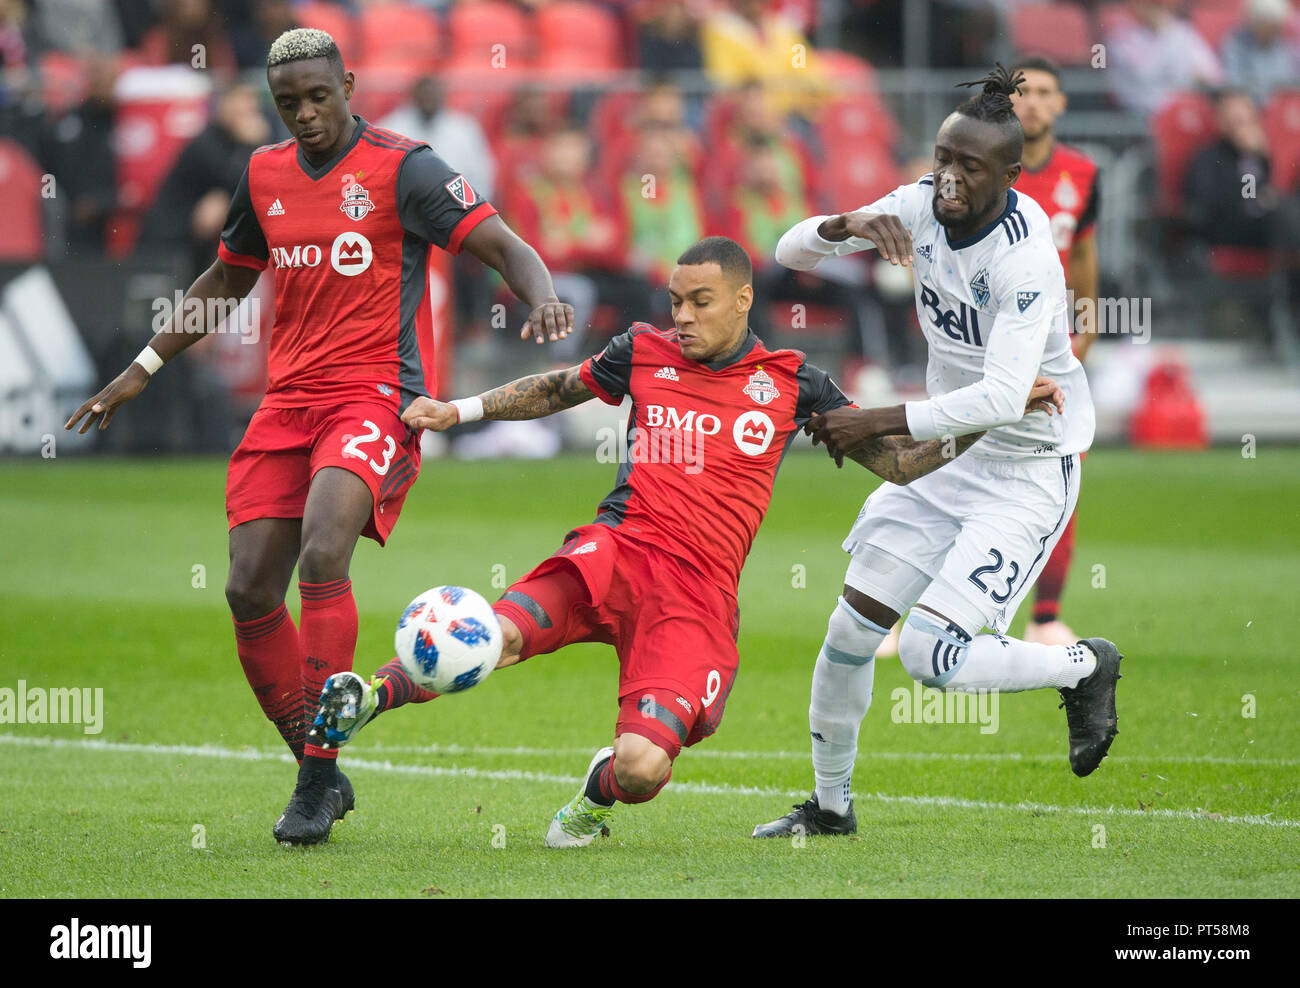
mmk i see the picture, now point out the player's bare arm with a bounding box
[809,375,1065,466]
[64,258,261,434]
[818,211,913,266]
[460,214,575,345]
[401,365,594,431]
[1068,233,1099,361]
[843,433,984,484]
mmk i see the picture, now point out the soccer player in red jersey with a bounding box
[64,29,574,845]
[305,236,1063,846]
[1010,56,1100,646]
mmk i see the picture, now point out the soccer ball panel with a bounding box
[394,585,502,694]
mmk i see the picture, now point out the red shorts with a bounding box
[226,401,421,545]
[492,524,741,759]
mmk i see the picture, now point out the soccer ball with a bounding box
[394,586,503,694]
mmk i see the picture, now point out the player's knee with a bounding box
[224,574,283,623]
[296,536,352,584]
[898,611,972,687]
[613,737,672,794]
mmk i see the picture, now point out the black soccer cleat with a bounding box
[1058,637,1123,777]
[273,757,344,846]
[335,769,355,821]
[752,794,857,838]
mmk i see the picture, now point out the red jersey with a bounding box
[218,116,497,413]
[578,324,850,596]
[1012,142,1099,273]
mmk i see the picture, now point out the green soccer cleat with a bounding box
[313,671,381,748]
[545,746,617,848]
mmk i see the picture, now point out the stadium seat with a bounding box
[1189,0,1247,49]
[1150,91,1218,214]
[1009,2,1094,65]
[817,94,901,164]
[357,3,440,72]
[445,1,532,70]
[0,140,45,261]
[295,2,356,60]
[1095,1,1135,39]
[1263,90,1300,193]
[348,63,425,122]
[535,2,624,74]
[825,142,901,214]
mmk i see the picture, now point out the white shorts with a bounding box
[842,453,1079,635]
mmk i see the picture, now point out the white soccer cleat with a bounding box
[1024,619,1078,647]
[545,746,617,848]
[874,621,901,658]
[312,671,380,747]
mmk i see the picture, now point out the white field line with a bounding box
[3,734,1297,830]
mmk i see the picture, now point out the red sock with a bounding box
[300,578,358,759]
[1033,511,1077,623]
[373,656,438,713]
[596,752,672,805]
[233,604,307,759]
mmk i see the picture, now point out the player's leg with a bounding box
[895,454,1122,776]
[226,518,305,757]
[1025,509,1078,645]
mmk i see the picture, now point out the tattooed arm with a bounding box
[843,433,984,485]
[400,365,594,431]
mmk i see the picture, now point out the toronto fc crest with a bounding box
[743,367,780,405]
[340,182,375,221]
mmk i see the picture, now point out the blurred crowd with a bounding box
[0,0,1297,361]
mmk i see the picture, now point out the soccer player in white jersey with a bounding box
[753,65,1122,838]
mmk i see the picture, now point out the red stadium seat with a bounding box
[295,2,356,60]
[1189,0,1247,49]
[445,1,532,70]
[816,49,877,89]
[348,63,424,122]
[1096,1,1135,39]
[818,94,900,161]
[357,3,440,72]
[825,142,901,213]
[0,140,45,261]
[535,2,623,73]
[1009,2,1094,65]
[1150,91,1218,213]
[1263,90,1300,192]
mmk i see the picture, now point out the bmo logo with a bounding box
[331,232,373,276]
[271,244,323,268]
[733,410,775,455]
[644,405,721,434]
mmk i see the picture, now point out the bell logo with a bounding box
[331,232,373,276]
[733,411,775,455]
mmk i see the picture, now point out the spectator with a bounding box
[635,0,704,73]
[137,0,236,74]
[701,0,828,118]
[613,98,704,294]
[380,76,497,200]
[1106,0,1223,118]
[1221,0,1300,107]
[503,124,650,348]
[719,132,813,269]
[1184,89,1279,257]
[0,0,27,75]
[41,52,119,255]
[136,83,270,278]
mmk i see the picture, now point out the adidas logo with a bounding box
[654,366,679,381]
[267,198,285,216]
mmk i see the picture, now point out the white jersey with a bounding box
[775,175,1095,460]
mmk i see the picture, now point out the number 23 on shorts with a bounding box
[341,419,397,476]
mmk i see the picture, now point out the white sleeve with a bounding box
[905,247,1056,440]
[774,181,926,271]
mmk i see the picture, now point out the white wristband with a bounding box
[450,396,483,424]
[133,345,165,376]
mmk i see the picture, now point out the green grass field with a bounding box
[1,447,1297,898]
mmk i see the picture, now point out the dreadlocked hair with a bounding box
[951,62,1026,164]
[954,62,1026,121]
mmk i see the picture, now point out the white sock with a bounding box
[902,612,1097,692]
[809,597,888,815]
